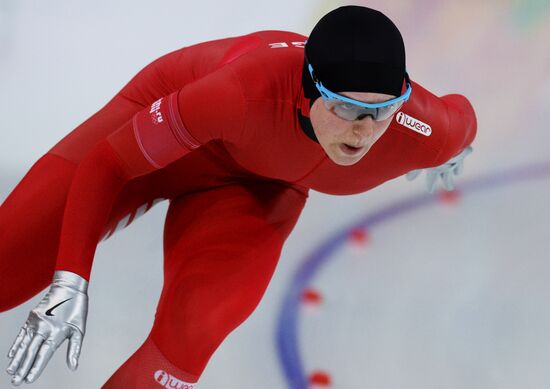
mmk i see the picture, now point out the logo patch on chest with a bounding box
[396,112,432,136]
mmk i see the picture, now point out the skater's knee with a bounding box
[151,277,266,372]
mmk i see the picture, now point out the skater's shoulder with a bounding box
[218,30,306,65]
[221,30,306,101]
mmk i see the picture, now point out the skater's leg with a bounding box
[0,151,163,313]
[0,153,78,312]
[102,181,308,388]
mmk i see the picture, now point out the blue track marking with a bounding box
[275,161,550,389]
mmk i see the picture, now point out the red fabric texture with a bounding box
[133,91,201,169]
[55,139,132,281]
[102,336,198,389]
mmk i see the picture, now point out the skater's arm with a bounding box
[434,93,477,164]
[403,81,477,166]
[401,81,477,192]
[54,137,136,281]
[106,63,246,176]
[55,67,246,281]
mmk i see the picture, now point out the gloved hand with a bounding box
[406,146,473,193]
[6,270,88,386]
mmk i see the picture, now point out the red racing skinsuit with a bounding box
[0,30,476,387]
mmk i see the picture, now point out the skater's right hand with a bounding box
[6,271,89,386]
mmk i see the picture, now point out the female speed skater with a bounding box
[1,5,476,388]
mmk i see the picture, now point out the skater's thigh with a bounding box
[161,180,308,284]
[151,180,308,375]
[0,151,162,312]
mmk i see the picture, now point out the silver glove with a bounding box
[6,270,88,386]
[406,146,473,193]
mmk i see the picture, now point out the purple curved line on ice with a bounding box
[275,160,550,389]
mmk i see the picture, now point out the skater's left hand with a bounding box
[405,146,473,193]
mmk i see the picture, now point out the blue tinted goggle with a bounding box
[308,63,412,122]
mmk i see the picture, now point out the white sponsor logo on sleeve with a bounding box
[396,112,432,136]
[150,98,164,124]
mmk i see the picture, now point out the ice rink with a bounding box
[1,1,550,388]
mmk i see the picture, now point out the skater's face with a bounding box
[310,91,396,166]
